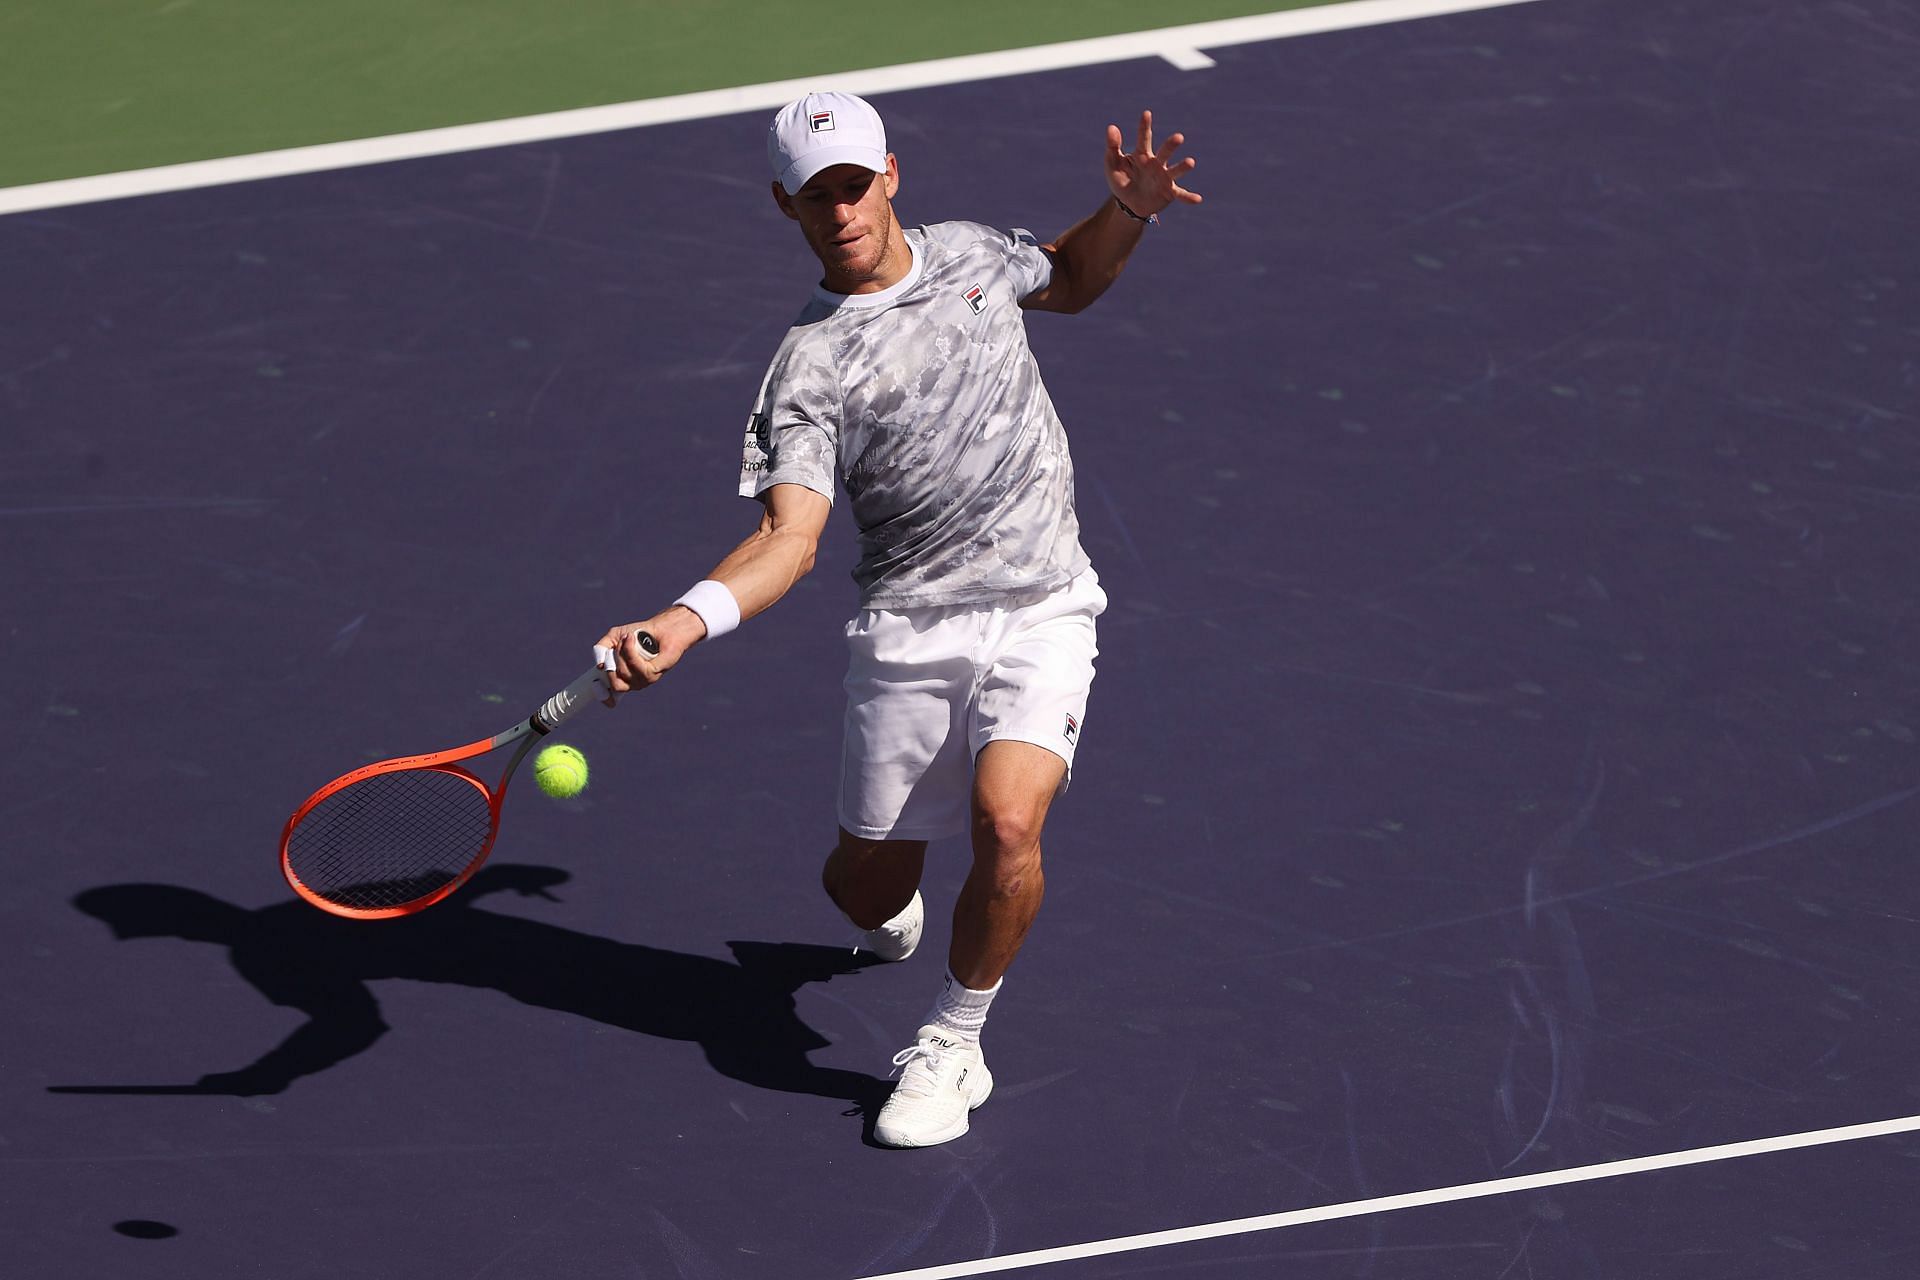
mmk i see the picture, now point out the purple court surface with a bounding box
[5,0,1919,1276]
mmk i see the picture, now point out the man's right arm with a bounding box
[595,481,831,698]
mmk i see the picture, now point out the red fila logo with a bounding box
[963,284,986,314]
[1063,713,1079,744]
[809,111,834,133]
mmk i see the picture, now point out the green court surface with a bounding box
[0,0,1340,189]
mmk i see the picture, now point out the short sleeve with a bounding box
[739,336,839,503]
[1002,227,1055,300]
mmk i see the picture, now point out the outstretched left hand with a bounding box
[1105,110,1202,217]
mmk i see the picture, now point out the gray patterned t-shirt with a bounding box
[739,221,1091,609]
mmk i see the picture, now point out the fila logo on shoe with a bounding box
[956,1067,970,1091]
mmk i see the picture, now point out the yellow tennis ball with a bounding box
[532,744,588,799]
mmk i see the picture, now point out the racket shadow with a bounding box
[52,865,894,1124]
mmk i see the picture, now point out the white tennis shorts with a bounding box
[839,569,1106,841]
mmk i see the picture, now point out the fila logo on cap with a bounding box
[963,284,986,315]
[771,92,888,193]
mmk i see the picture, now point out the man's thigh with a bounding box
[972,739,1069,836]
[971,570,1105,786]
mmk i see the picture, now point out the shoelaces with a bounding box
[889,1040,950,1096]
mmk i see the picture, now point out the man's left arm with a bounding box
[1021,110,1201,315]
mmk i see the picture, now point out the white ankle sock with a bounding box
[928,971,1000,1042]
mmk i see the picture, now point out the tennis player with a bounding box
[597,90,1199,1148]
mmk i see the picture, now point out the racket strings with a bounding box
[286,768,495,911]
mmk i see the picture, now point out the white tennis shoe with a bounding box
[872,1024,993,1148]
[855,890,923,962]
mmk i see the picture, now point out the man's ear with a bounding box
[771,181,799,220]
[883,154,899,200]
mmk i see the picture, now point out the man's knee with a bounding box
[969,787,1051,906]
[970,801,1047,860]
[823,829,925,915]
[971,741,1064,858]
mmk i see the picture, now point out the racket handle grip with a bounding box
[533,632,658,733]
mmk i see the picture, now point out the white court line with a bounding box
[854,1113,1920,1279]
[0,0,1540,216]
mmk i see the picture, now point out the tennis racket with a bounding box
[279,633,655,919]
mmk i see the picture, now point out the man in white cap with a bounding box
[597,90,1199,1147]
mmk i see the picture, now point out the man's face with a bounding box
[772,157,902,291]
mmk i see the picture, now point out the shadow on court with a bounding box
[51,864,890,1119]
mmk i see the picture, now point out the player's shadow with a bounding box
[52,864,892,1125]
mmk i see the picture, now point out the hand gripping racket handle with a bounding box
[532,631,658,734]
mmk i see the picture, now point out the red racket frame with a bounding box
[278,635,652,920]
[278,735,517,920]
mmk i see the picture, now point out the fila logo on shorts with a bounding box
[809,110,835,133]
[1063,713,1079,745]
[963,284,987,315]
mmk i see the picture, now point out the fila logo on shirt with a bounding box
[963,284,987,315]
[1063,713,1079,745]
[809,110,834,133]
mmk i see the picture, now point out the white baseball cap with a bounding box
[768,91,888,194]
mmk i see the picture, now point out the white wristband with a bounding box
[673,579,741,640]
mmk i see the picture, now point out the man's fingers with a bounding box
[1136,110,1153,158]
[1156,132,1185,161]
[621,630,656,667]
[594,625,666,706]
[618,629,666,687]
[599,661,629,708]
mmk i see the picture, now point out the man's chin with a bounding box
[823,240,869,269]
[821,255,880,287]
